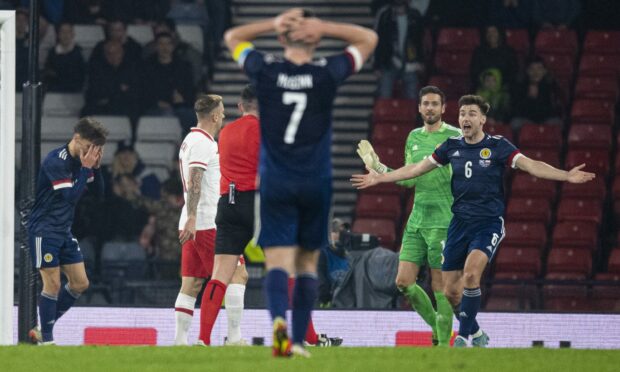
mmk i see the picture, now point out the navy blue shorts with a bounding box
[257,174,332,251]
[441,215,505,271]
[29,233,84,269]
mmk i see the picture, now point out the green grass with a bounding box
[1,345,619,372]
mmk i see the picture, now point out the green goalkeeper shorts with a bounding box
[399,225,447,269]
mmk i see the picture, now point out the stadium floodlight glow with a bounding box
[0,10,16,346]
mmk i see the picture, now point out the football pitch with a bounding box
[1,346,619,372]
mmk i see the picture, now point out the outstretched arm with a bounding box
[515,156,596,183]
[351,157,437,189]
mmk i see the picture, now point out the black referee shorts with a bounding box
[215,190,255,256]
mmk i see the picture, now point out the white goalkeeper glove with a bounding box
[356,140,388,174]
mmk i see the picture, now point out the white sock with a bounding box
[472,329,483,338]
[174,292,196,345]
[224,284,246,343]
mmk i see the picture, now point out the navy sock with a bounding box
[292,273,318,345]
[458,287,482,339]
[264,268,289,321]
[39,292,58,342]
[453,303,480,335]
[56,284,80,320]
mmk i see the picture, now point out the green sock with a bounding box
[434,291,453,347]
[404,284,437,334]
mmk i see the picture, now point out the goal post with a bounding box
[0,10,16,346]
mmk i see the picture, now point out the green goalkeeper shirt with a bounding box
[395,122,461,229]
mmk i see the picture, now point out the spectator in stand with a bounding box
[102,141,161,200]
[141,32,195,133]
[318,219,351,308]
[510,56,562,130]
[475,68,511,124]
[469,25,518,92]
[143,18,204,87]
[63,0,107,25]
[43,22,86,92]
[488,0,537,29]
[204,0,232,76]
[19,0,63,24]
[81,40,141,121]
[425,0,485,28]
[90,19,142,69]
[101,174,149,242]
[533,0,581,29]
[15,8,28,91]
[374,0,425,99]
[167,0,208,27]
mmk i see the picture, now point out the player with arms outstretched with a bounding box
[225,8,377,357]
[352,95,595,347]
[28,117,107,344]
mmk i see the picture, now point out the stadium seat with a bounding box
[505,197,551,225]
[556,198,603,225]
[435,28,479,52]
[73,24,105,51]
[578,54,620,77]
[561,177,606,201]
[43,93,84,117]
[352,218,396,249]
[502,222,547,251]
[551,221,598,251]
[544,296,591,312]
[574,76,619,101]
[539,53,575,79]
[493,271,536,281]
[136,116,183,143]
[522,149,560,168]
[517,123,562,150]
[373,99,417,123]
[484,296,523,311]
[607,249,620,273]
[570,99,616,126]
[565,149,610,177]
[127,24,154,46]
[355,194,402,223]
[493,247,541,275]
[41,142,69,158]
[101,241,147,281]
[91,116,132,142]
[176,24,204,53]
[373,143,405,168]
[442,99,459,125]
[510,173,557,201]
[134,142,177,167]
[547,248,592,276]
[426,75,469,100]
[41,117,79,141]
[485,123,514,143]
[371,122,415,146]
[583,31,620,55]
[505,29,530,60]
[534,29,578,57]
[433,50,473,76]
[567,124,612,151]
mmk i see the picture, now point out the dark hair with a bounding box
[161,18,177,32]
[74,117,108,146]
[419,86,446,104]
[282,9,316,47]
[481,24,507,48]
[54,21,73,35]
[458,94,490,115]
[240,84,256,107]
[194,94,223,118]
[162,177,183,196]
[526,55,547,68]
[154,31,174,42]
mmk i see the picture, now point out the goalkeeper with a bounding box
[358,86,459,346]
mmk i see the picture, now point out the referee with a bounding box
[198,85,259,345]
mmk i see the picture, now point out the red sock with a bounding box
[287,276,318,344]
[198,279,226,345]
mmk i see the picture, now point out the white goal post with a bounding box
[0,10,16,345]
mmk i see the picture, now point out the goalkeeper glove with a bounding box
[356,140,388,173]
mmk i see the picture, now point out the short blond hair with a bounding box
[194,94,223,118]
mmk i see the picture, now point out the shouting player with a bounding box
[225,8,377,357]
[352,94,595,347]
[357,86,459,347]
[28,118,108,344]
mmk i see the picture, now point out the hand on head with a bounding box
[80,145,102,169]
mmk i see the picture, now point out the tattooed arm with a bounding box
[179,167,204,244]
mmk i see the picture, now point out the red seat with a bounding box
[574,76,619,101]
[510,173,557,200]
[372,122,415,146]
[434,50,473,76]
[442,99,459,125]
[556,198,603,225]
[567,124,612,151]
[485,123,514,143]
[616,152,620,174]
[565,149,610,177]
[373,99,417,123]
[359,182,404,198]
[534,29,578,57]
[493,271,536,280]
[578,54,620,77]
[518,123,563,150]
[547,248,592,276]
[485,296,522,311]
[607,249,620,273]
[426,75,469,100]
[355,194,402,222]
[505,29,530,59]
[594,272,620,281]
[551,222,598,251]
[505,197,552,225]
[561,177,606,201]
[502,222,547,251]
[352,218,396,249]
[544,297,591,312]
[436,28,479,52]
[522,148,561,168]
[570,99,616,126]
[583,31,620,55]
[493,247,541,275]
[373,143,405,168]
[539,53,575,79]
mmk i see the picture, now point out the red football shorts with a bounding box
[181,229,216,278]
